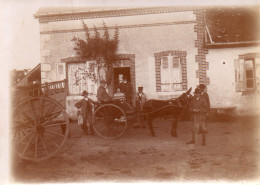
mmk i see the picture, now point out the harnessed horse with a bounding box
[142,88,192,137]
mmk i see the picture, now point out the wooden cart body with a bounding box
[12,80,70,162]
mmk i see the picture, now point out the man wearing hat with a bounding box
[119,76,132,105]
[134,86,147,128]
[75,90,96,135]
[97,80,112,102]
[186,87,208,145]
[198,84,210,133]
[199,84,210,109]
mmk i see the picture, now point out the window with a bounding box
[234,56,259,92]
[245,60,254,89]
[56,63,65,80]
[160,55,182,92]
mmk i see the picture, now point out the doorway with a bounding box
[113,67,131,93]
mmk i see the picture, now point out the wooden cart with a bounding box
[92,101,135,139]
[11,80,70,162]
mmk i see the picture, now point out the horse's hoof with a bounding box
[151,133,156,137]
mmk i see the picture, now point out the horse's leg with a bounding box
[171,116,178,137]
[147,115,155,137]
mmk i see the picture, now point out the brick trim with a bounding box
[194,10,210,86]
[154,50,187,92]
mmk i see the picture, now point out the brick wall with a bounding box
[194,10,210,87]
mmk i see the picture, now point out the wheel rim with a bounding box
[11,96,69,161]
[93,104,127,139]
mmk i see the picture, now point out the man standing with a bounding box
[186,88,208,145]
[199,84,210,109]
[75,90,96,135]
[135,86,147,128]
[198,84,210,133]
[119,76,132,105]
[97,80,111,102]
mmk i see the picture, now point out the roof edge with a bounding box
[34,6,201,23]
[205,40,260,49]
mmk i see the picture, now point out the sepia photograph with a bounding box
[1,0,260,184]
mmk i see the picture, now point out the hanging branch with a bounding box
[71,21,119,84]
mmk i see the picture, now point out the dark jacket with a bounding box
[201,92,210,108]
[75,98,95,115]
[189,96,209,113]
[97,86,111,102]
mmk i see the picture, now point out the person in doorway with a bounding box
[75,90,96,135]
[119,76,132,105]
[134,86,147,128]
[186,88,208,145]
[97,80,112,102]
[198,84,210,133]
[113,88,125,102]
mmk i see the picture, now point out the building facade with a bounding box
[35,7,260,119]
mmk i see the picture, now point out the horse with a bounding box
[142,88,192,137]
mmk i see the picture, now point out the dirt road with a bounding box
[11,117,260,183]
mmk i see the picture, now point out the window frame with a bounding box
[154,50,187,92]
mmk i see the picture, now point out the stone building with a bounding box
[34,6,260,119]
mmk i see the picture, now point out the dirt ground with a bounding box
[11,116,260,183]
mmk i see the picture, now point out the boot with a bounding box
[186,131,195,144]
[202,132,206,146]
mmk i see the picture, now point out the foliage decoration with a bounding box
[71,21,119,84]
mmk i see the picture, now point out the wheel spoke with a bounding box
[51,140,60,148]
[45,130,65,138]
[42,111,63,126]
[40,99,45,118]
[39,134,48,154]
[103,106,109,117]
[44,122,66,128]
[97,110,106,119]
[34,134,38,158]
[102,126,109,136]
[95,121,107,131]
[45,103,58,117]
[21,111,34,123]
[15,130,33,144]
[45,111,63,122]
[22,133,35,155]
[29,99,38,124]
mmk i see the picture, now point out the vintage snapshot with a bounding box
[5,0,260,184]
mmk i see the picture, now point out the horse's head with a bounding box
[177,87,192,108]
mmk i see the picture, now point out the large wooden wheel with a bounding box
[11,96,70,161]
[92,104,128,139]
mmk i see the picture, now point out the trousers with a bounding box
[192,112,206,132]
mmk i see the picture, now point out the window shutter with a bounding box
[239,59,246,91]
[162,57,169,68]
[234,59,240,91]
[235,59,246,92]
[173,57,180,68]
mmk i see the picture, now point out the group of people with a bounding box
[74,76,210,146]
[74,75,138,135]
